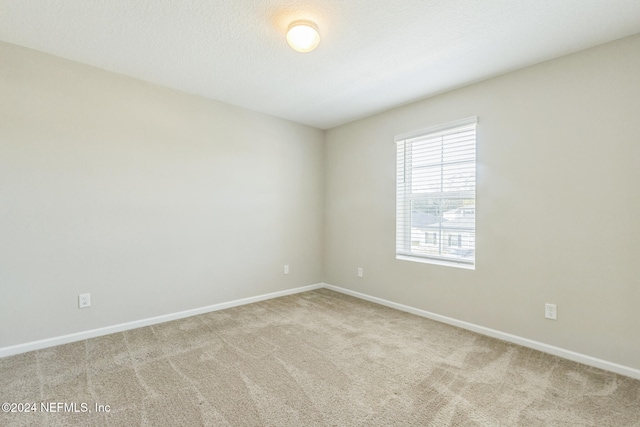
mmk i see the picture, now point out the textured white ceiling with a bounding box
[1,1,640,129]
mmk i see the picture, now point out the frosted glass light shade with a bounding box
[286,20,320,53]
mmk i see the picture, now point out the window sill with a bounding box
[396,255,475,270]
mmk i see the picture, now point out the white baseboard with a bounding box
[3,281,639,381]
[0,283,324,358]
[322,283,640,381]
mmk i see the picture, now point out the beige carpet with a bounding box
[1,289,638,426]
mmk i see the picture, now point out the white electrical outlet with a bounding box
[79,293,91,309]
[284,265,289,275]
[545,303,557,320]
[357,267,363,278]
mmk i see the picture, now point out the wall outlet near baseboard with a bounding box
[545,303,557,320]
[79,293,91,309]
[357,267,363,278]
[284,265,289,275]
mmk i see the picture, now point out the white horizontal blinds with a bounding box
[396,118,476,265]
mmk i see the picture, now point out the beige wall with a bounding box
[324,34,640,369]
[2,33,639,371]
[0,42,324,348]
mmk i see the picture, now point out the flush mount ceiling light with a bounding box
[286,20,320,53]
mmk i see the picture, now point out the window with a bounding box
[448,233,462,248]
[396,117,477,268]
[425,232,437,245]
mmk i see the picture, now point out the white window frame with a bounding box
[395,117,477,269]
